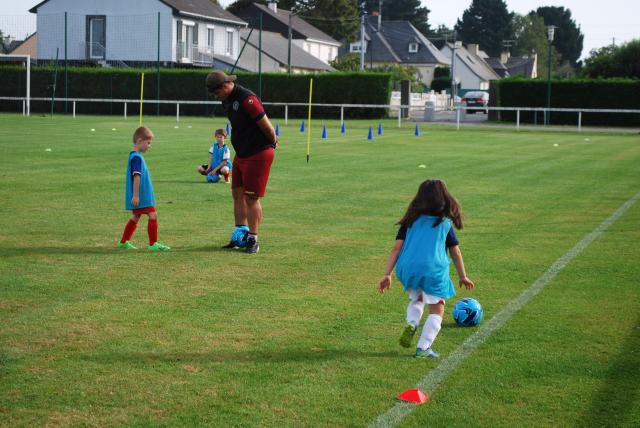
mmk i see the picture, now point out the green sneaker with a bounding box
[415,348,439,359]
[118,241,137,250]
[148,241,171,251]
[399,323,416,348]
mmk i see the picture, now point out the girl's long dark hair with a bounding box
[398,179,463,229]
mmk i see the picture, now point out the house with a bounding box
[488,51,537,78]
[338,15,450,87]
[28,0,247,67]
[6,33,38,58]
[228,29,334,73]
[440,43,500,90]
[230,1,341,65]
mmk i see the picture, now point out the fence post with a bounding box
[73,101,76,118]
[285,104,288,125]
[22,99,25,116]
[516,109,520,131]
[176,103,180,122]
[124,102,127,120]
[578,111,582,132]
[397,107,401,128]
[456,107,460,131]
[340,106,344,125]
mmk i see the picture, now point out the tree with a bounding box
[512,14,558,79]
[362,0,431,35]
[428,24,454,49]
[330,53,361,71]
[298,0,360,42]
[582,39,640,79]
[454,0,515,57]
[531,6,583,68]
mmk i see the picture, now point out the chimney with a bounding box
[467,43,479,56]
[267,1,277,13]
[500,51,510,64]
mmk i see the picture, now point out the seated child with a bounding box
[197,128,232,183]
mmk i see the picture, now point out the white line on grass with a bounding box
[369,190,640,428]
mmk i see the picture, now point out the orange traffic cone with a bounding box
[397,388,428,404]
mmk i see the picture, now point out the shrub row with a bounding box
[489,77,640,126]
[0,66,393,119]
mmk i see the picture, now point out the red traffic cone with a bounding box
[397,388,428,404]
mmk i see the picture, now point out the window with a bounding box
[207,28,214,48]
[350,42,362,53]
[86,15,106,59]
[408,42,418,53]
[226,29,234,56]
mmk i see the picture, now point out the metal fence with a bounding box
[2,95,639,133]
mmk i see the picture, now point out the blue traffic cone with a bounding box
[226,123,231,136]
[321,125,327,139]
[414,124,421,136]
[300,121,305,133]
[368,126,373,141]
[378,123,383,135]
[341,122,346,134]
[275,124,280,137]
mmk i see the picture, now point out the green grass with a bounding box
[1,113,639,427]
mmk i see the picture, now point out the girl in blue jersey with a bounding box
[378,179,474,358]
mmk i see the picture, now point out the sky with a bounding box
[1,0,638,60]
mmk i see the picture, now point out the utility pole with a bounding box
[287,12,292,74]
[450,30,458,101]
[359,8,366,71]
[546,25,555,126]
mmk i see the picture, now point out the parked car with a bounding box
[462,91,489,114]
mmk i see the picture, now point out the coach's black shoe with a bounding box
[222,240,237,249]
[245,237,260,254]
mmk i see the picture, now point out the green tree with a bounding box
[531,6,583,67]
[582,39,640,79]
[298,0,360,42]
[363,0,431,35]
[330,53,361,71]
[512,14,559,79]
[454,0,515,57]
[428,24,454,49]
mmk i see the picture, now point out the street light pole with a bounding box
[545,25,555,126]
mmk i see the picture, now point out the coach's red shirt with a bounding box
[222,84,275,158]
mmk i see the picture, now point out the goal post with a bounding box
[0,54,31,116]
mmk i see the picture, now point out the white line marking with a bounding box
[369,191,640,428]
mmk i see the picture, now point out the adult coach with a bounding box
[206,70,278,254]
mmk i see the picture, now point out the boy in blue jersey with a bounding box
[118,126,171,251]
[197,129,232,183]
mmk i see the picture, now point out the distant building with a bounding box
[338,15,450,87]
[231,1,341,65]
[489,51,538,78]
[6,33,38,58]
[440,43,500,90]
[29,0,247,66]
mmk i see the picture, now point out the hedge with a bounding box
[489,77,640,126]
[0,66,393,119]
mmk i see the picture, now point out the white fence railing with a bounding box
[2,96,639,132]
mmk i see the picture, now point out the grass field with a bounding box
[1,113,639,427]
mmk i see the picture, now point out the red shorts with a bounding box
[232,148,274,197]
[132,206,156,215]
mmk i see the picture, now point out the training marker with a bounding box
[414,124,421,136]
[321,125,327,139]
[275,124,280,137]
[226,123,231,136]
[341,122,346,134]
[368,126,373,141]
[300,120,305,133]
[378,123,383,135]
[397,388,428,404]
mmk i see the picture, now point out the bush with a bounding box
[489,77,640,126]
[0,66,393,119]
[430,76,451,92]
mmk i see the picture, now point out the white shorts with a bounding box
[408,289,446,305]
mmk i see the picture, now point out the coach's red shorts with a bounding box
[232,148,274,197]
[132,206,156,215]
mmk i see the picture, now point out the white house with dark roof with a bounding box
[29,0,247,66]
[230,1,341,65]
[440,43,501,90]
[338,15,450,86]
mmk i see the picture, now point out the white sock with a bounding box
[417,314,442,350]
[406,294,425,328]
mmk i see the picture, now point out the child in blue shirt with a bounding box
[197,129,232,183]
[118,126,170,251]
[378,179,474,358]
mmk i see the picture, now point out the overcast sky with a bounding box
[1,0,637,59]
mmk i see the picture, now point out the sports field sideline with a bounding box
[1,113,638,426]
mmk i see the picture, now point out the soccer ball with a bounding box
[452,298,483,327]
[231,226,250,248]
[207,173,220,183]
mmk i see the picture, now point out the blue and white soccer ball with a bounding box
[231,225,250,248]
[452,298,483,327]
[207,173,221,183]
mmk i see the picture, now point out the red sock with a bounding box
[148,218,158,245]
[120,220,138,243]
[223,172,230,182]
